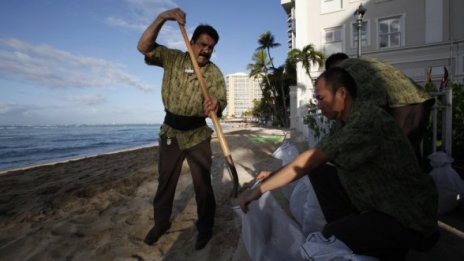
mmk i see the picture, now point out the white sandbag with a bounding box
[300,232,379,261]
[301,181,326,235]
[288,177,326,235]
[272,140,299,165]
[234,192,306,261]
[273,141,326,235]
[428,151,464,214]
[289,177,311,229]
[272,141,300,199]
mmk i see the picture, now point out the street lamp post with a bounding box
[354,3,367,58]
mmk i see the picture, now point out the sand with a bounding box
[1,126,463,261]
[0,127,287,261]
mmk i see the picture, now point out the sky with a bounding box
[0,0,288,125]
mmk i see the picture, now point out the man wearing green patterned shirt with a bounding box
[137,8,227,250]
[326,53,435,161]
[239,68,438,260]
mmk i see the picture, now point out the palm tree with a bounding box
[248,49,270,80]
[288,44,324,82]
[256,31,281,69]
[255,31,289,126]
[288,44,326,138]
[248,49,280,124]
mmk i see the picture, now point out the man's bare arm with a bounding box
[239,148,330,212]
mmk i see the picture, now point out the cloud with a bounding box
[70,94,106,106]
[0,38,153,92]
[105,0,186,50]
[104,16,147,31]
[0,102,37,119]
[0,103,16,114]
[125,0,178,23]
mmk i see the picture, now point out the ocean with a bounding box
[0,124,161,172]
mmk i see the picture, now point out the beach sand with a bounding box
[0,127,287,261]
[0,126,463,261]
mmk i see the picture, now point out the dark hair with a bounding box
[191,24,219,45]
[316,67,357,99]
[325,52,349,70]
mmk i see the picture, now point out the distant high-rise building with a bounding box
[225,73,263,117]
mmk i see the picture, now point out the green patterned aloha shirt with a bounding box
[316,102,438,236]
[340,57,430,108]
[145,44,227,150]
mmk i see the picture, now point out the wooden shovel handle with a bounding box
[178,23,239,197]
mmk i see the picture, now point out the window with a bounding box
[321,0,342,13]
[352,21,368,48]
[325,27,342,43]
[378,16,402,48]
[324,27,343,54]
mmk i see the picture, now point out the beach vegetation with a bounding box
[287,44,326,139]
[248,31,292,127]
[287,44,324,82]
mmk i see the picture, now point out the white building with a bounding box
[225,72,263,117]
[281,0,464,144]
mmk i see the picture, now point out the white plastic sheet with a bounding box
[428,151,464,214]
[272,141,326,234]
[272,141,301,199]
[301,182,327,235]
[234,192,306,261]
[300,232,379,261]
[272,140,300,166]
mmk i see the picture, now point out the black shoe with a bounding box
[195,232,212,250]
[144,223,171,245]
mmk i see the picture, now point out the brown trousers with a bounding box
[153,136,215,234]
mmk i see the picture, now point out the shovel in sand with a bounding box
[178,23,240,197]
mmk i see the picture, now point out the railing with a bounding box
[429,88,453,155]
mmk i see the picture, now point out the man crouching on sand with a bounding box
[240,67,439,260]
[137,8,227,250]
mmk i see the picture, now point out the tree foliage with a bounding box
[288,44,325,136]
[248,31,289,127]
[288,44,324,82]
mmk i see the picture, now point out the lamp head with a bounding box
[354,3,367,18]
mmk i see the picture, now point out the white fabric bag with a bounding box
[234,192,306,261]
[428,151,464,214]
[272,141,300,199]
[301,182,327,235]
[272,140,327,234]
[300,232,379,261]
[272,140,300,166]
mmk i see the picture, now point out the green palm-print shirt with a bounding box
[316,102,438,236]
[340,57,430,108]
[145,44,227,150]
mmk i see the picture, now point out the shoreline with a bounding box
[0,124,274,176]
[0,123,253,176]
[0,143,159,176]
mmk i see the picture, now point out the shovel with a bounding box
[178,23,240,197]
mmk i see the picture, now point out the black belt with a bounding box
[163,109,206,131]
